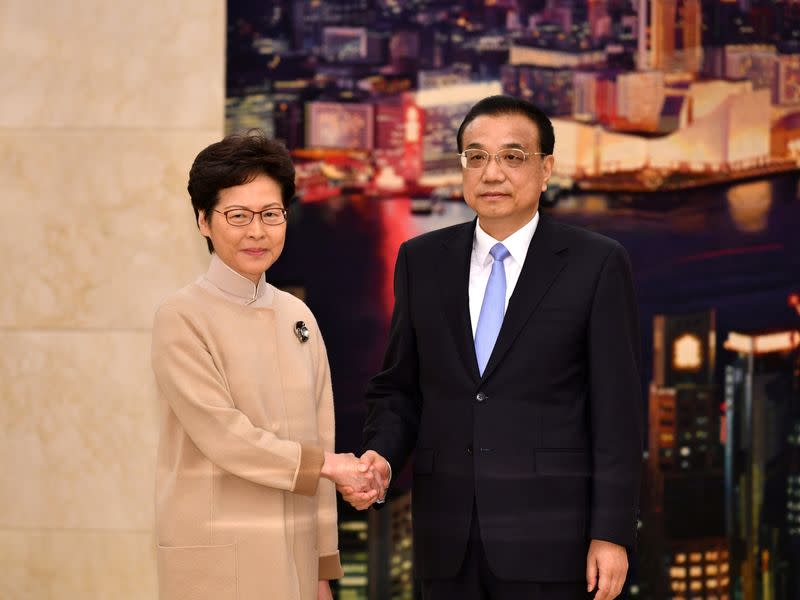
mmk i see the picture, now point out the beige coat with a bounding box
[151,256,342,600]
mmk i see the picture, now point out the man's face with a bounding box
[460,112,554,240]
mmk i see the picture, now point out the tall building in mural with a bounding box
[368,491,415,599]
[337,508,370,600]
[724,330,800,600]
[641,310,730,599]
[680,0,703,72]
[650,0,700,72]
[650,0,677,71]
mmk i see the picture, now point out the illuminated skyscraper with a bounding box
[587,0,610,40]
[573,71,599,120]
[651,0,677,71]
[724,330,800,600]
[641,310,729,599]
[638,0,649,70]
[650,0,703,72]
[374,97,406,175]
[681,0,703,72]
[337,506,370,600]
[368,491,416,599]
[388,492,414,599]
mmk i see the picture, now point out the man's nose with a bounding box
[481,156,506,181]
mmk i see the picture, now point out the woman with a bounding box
[151,131,378,600]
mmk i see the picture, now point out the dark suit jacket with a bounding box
[363,214,643,582]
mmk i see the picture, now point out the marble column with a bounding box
[0,2,224,597]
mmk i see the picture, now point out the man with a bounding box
[341,95,642,600]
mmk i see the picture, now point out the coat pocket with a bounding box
[157,542,238,600]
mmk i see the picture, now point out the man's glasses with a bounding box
[458,148,548,170]
[213,207,287,227]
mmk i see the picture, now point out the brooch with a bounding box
[294,321,310,343]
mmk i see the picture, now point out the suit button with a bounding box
[465,446,473,455]
[476,392,487,403]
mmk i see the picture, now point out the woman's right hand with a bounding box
[320,452,377,493]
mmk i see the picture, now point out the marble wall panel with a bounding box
[0,331,157,531]
[1,0,226,597]
[0,0,224,130]
[0,130,218,330]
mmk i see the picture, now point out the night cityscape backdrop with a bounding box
[226,1,800,598]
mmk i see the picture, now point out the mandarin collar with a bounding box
[203,254,269,305]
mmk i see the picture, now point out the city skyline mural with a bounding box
[226,1,800,598]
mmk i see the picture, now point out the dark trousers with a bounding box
[421,503,591,600]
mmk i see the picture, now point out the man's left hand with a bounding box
[586,539,628,600]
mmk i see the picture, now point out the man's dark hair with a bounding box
[187,129,295,253]
[456,95,555,155]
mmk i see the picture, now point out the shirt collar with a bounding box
[474,211,540,266]
[203,253,269,305]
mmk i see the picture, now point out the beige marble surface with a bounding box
[0,331,157,531]
[0,0,224,129]
[0,130,218,330]
[1,0,225,596]
[0,529,156,600]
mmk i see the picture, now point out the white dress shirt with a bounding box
[469,212,540,337]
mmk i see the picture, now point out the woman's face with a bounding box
[198,173,286,283]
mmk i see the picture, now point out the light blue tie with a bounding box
[474,243,510,376]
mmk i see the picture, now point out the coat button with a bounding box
[465,446,473,455]
[476,392,487,403]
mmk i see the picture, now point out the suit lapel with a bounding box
[480,214,569,383]
[437,220,480,384]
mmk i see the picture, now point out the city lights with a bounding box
[226,3,800,597]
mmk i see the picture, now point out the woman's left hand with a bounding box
[318,580,333,600]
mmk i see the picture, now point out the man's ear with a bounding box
[542,154,555,188]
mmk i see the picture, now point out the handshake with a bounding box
[321,450,391,510]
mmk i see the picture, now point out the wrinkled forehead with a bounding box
[462,112,541,150]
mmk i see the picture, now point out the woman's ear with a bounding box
[198,210,211,236]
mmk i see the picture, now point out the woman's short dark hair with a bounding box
[456,95,555,156]
[187,129,295,253]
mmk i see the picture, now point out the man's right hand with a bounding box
[321,452,375,492]
[338,450,391,510]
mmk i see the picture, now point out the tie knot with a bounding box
[489,243,510,263]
